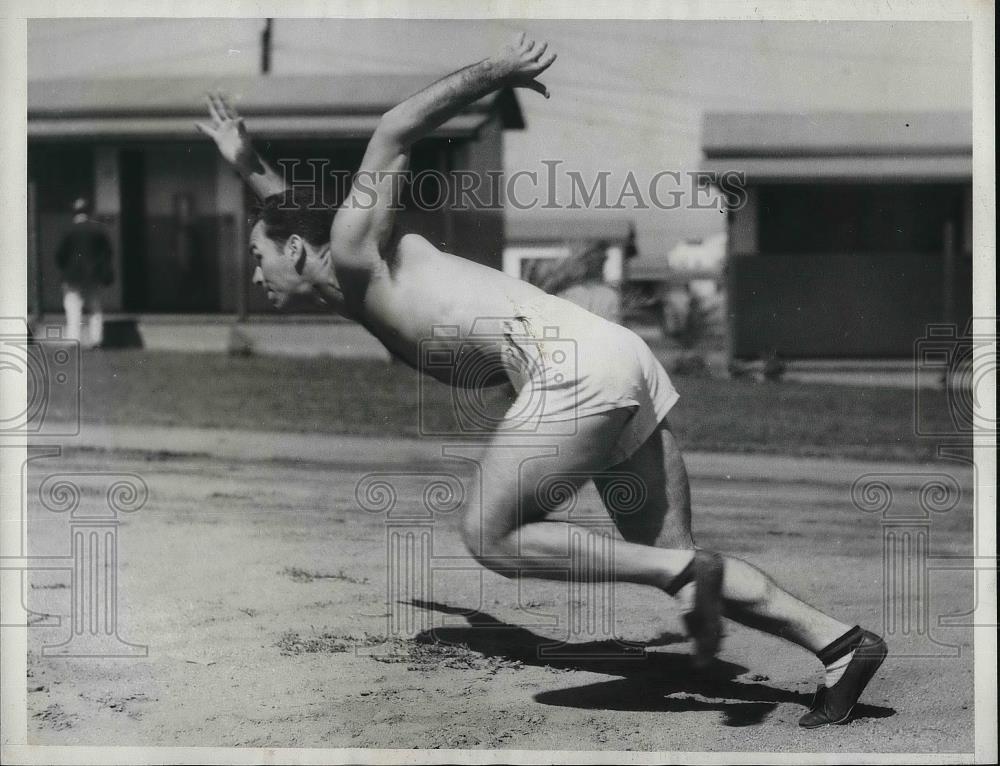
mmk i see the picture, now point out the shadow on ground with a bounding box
[409,599,897,728]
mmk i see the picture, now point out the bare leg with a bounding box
[592,419,695,550]
[462,410,697,589]
[718,556,853,653]
[462,409,851,655]
[659,422,695,548]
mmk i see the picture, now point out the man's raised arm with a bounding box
[197,93,287,201]
[381,33,555,150]
[331,33,557,262]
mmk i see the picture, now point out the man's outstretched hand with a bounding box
[195,92,262,172]
[491,32,557,98]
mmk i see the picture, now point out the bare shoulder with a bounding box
[396,231,440,255]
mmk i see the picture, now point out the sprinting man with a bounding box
[197,33,887,728]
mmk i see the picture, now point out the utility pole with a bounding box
[261,19,273,74]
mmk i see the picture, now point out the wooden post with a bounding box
[235,188,249,323]
[94,146,122,312]
[441,144,454,252]
[726,187,758,362]
[261,19,273,75]
[216,154,248,322]
[942,219,956,327]
[28,181,42,320]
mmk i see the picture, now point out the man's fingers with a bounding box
[534,50,557,72]
[211,92,227,119]
[194,122,215,137]
[529,41,548,61]
[208,92,236,122]
[217,91,238,120]
[205,94,222,123]
[212,92,228,119]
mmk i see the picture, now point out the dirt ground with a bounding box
[22,436,976,754]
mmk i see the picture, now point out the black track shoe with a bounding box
[798,627,888,728]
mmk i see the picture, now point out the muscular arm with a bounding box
[331,33,556,269]
[197,93,287,201]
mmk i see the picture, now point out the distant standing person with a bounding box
[55,197,114,347]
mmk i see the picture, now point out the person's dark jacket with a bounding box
[55,220,114,289]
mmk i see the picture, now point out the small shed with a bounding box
[702,112,972,359]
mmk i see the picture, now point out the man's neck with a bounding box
[72,214,88,224]
[310,252,350,317]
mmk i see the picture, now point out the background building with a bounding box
[28,74,523,318]
[703,111,973,359]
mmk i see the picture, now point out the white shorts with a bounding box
[499,293,680,465]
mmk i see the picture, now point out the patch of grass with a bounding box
[51,350,962,462]
[371,637,524,673]
[281,566,369,585]
[276,630,386,655]
[275,629,523,672]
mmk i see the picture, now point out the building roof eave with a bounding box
[505,216,634,244]
[28,113,492,142]
[27,73,525,139]
[702,155,972,183]
[702,111,972,158]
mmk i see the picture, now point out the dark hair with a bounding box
[254,187,336,248]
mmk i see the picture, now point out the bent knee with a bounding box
[460,509,518,573]
[460,510,480,553]
[460,509,505,557]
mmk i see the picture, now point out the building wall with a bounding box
[215,155,244,314]
[728,181,973,358]
[727,189,758,256]
[139,143,223,312]
[756,184,967,254]
[93,146,123,312]
[449,115,505,271]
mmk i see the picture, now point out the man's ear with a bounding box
[285,234,308,275]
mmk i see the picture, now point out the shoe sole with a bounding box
[799,641,889,729]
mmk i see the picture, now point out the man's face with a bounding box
[249,220,312,309]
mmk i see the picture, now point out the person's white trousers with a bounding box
[62,285,103,347]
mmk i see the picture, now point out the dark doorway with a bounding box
[119,149,147,312]
[26,145,95,312]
